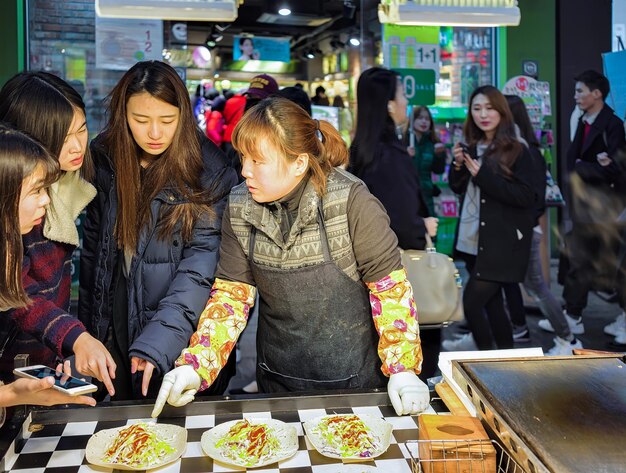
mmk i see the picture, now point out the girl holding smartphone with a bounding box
[0,125,95,412]
[0,72,116,395]
[447,86,538,350]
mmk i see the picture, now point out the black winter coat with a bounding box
[351,139,430,250]
[566,104,626,223]
[449,145,537,282]
[79,135,238,377]
[567,104,625,185]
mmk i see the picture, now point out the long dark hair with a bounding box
[0,125,59,310]
[349,67,399,176]
[465,85,522,178]
[0,71,93,181]
[232,97,348,195]
[412,105,440,143]
[504,95,539,148]
[102,60,210,255]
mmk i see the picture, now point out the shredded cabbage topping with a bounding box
[215,419,281,466]
[103,423,174,468]
[312,414,380,458]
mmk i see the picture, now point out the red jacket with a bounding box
[222,95,246,143]
[205,109,225,147]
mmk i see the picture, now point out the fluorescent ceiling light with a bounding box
[96,0,238,22]
[378,0,521,26]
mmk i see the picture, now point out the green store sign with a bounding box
[393,68,436,106]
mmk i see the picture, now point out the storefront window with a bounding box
[26,0,189,137]
[439,26,494,106]
[382,24,496,107]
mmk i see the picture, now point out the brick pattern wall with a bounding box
[29,0,95,43]
[28,0,118,135]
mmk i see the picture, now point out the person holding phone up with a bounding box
[0,126,95,422]
[447,85,538,351]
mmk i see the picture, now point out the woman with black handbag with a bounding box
[349,67,440,380]
[446,86,537,351]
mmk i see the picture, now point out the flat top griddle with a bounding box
[455,356,626,473]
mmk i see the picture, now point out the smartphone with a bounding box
[459,142,471,155]
[13,364,97,396]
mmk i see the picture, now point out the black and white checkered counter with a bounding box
[1,391,450,473]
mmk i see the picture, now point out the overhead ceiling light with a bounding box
[306,50,315,59]
[96,0,239,22]
[278,7,291,16]
[349,37,360,46]
[378,0,521,26]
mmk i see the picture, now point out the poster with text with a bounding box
[95,17,163,70]
[382,25,440,79]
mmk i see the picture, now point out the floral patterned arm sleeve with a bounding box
[176,278,256,391]
[366,268,423,376]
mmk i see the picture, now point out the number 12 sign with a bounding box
[95,17,163,70]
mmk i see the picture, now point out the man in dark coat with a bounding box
[554,70,626,337]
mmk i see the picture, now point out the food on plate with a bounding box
[201,418,298,468]
[102,423,174,468]
[303,414,393,460]
[311,414,382,458]
[86,422,186,470]
[215,419,281,467]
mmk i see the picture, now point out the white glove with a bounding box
[151,365,201,418]
[387,371,430,416]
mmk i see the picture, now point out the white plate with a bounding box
[201,418,298,468]
[86,422,187,471]
[303,414,393,461]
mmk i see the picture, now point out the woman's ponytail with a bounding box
[318,119,349,168]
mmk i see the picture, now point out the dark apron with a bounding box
[249,206,387,393]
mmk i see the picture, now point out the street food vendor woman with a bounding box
[153,97,429,417]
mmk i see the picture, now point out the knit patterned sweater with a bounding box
[0,224,85,370]
[0,171,95,375]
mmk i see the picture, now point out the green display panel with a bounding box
[393,68,436,106]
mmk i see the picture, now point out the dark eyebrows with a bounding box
[130,112,178,119]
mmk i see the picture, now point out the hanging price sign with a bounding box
[393,68,436,106]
